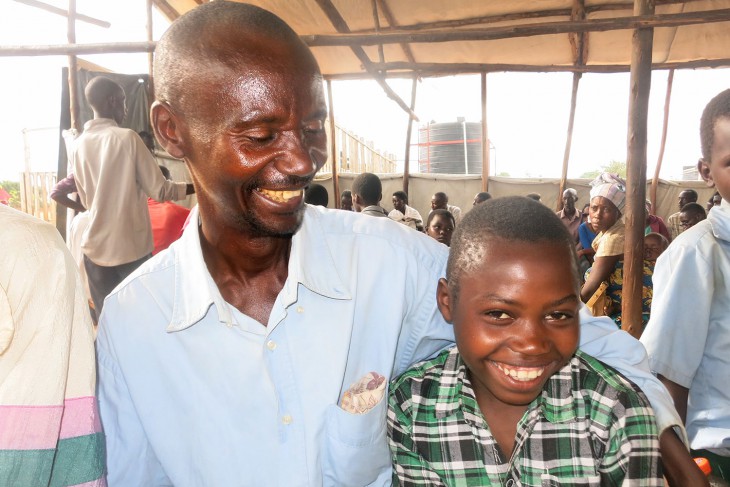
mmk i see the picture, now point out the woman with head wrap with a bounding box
[581,174,654,327]
[581,173,627,301]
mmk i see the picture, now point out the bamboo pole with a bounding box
[481,72,490,191]
[558,73,582,209]
[650,69,674,212]
[303,9,730,47]
[314,0,419,121]
[403,76,418,195]
[622,0,654,339]
[327,79,341,208]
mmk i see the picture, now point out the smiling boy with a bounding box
[388,196,662,486]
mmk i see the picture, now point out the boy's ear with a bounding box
[151,101,186,160]
[436,278,454,324]
[697,158,715,187]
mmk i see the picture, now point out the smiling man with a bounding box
[97,3,695,486]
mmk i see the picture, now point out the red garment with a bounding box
[646,214,671,242]
[147,198,191,255]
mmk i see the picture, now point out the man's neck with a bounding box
[199,221,293,326]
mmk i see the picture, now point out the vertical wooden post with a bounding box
[622,0,654,339]
[558,72,581,210]
[650,69,674,213]
[326,79,340,208]
[481,72,490,191]
[403,75,418,195]
[146,0,154,97]
[67,0,79,132]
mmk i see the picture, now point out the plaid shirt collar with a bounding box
[434,347,579,425]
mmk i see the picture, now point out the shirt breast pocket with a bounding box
[540,473,601,486]
[321,398,390,487]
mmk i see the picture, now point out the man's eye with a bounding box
[303,120,325,134]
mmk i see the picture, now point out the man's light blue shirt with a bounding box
[642,201,730,454]
[97,205,681,486]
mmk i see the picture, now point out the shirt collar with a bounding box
[434,347,578,425]
[83,118,118,131]
[167,205,350,332]
[709,199,730,243]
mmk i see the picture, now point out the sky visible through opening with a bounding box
[1,0,728,182]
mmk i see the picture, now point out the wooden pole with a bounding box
[67,0,79,132]
[403,75,418,195]
[650,68,674,212]
[622,0,654,339]
[481,72,490,191]
[326,79,341,208]
[303,9,730,47]
[558,72,582,209]
[146,0,154,78]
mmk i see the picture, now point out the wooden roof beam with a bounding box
[349,0,703,33]
[376,0,416,64]
[153,0,180,22]
[12,0,110,28]
[304,8,730,46]
[314,0,419,121]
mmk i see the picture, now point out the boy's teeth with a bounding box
[258,189,302,202]
[496,363,545,382]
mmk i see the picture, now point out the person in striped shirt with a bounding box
[387,196,662,486]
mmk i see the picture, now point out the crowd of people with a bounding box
[1,2,728,486]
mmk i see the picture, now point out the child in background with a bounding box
[641,88,730,480]
[425,209,456,247]
[388,196,662,486]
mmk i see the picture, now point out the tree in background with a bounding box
[580,160,627,179]
[0,181,21,210]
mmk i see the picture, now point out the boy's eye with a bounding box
[545,311,573,322]
[484,310,511,320]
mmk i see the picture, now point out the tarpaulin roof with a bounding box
[156,0,730,78]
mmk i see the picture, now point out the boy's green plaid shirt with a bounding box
[387,348,662,486]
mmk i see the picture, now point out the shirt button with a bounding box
[282,414,292,425]
[296,306,304,313]
[266,340,277,351]
[505,480,514,487]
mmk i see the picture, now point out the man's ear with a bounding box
[697,158,715,187]
[151,101,185,159]
[436,278,454,324]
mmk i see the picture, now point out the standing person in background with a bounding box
[667,189,698,240]
[556,188,581,244]
[70,76,194,316]
[642,89,730,481]
[0,205,105,486]
[430,191,462,224]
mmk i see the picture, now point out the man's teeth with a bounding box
[495,363,545,382]
[258,189,302,203]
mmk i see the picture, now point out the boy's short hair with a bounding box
[351,172,381,206]
[700,89,730,161]
[447,196,579,300]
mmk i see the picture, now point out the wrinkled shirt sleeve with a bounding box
[577,304,686,442]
